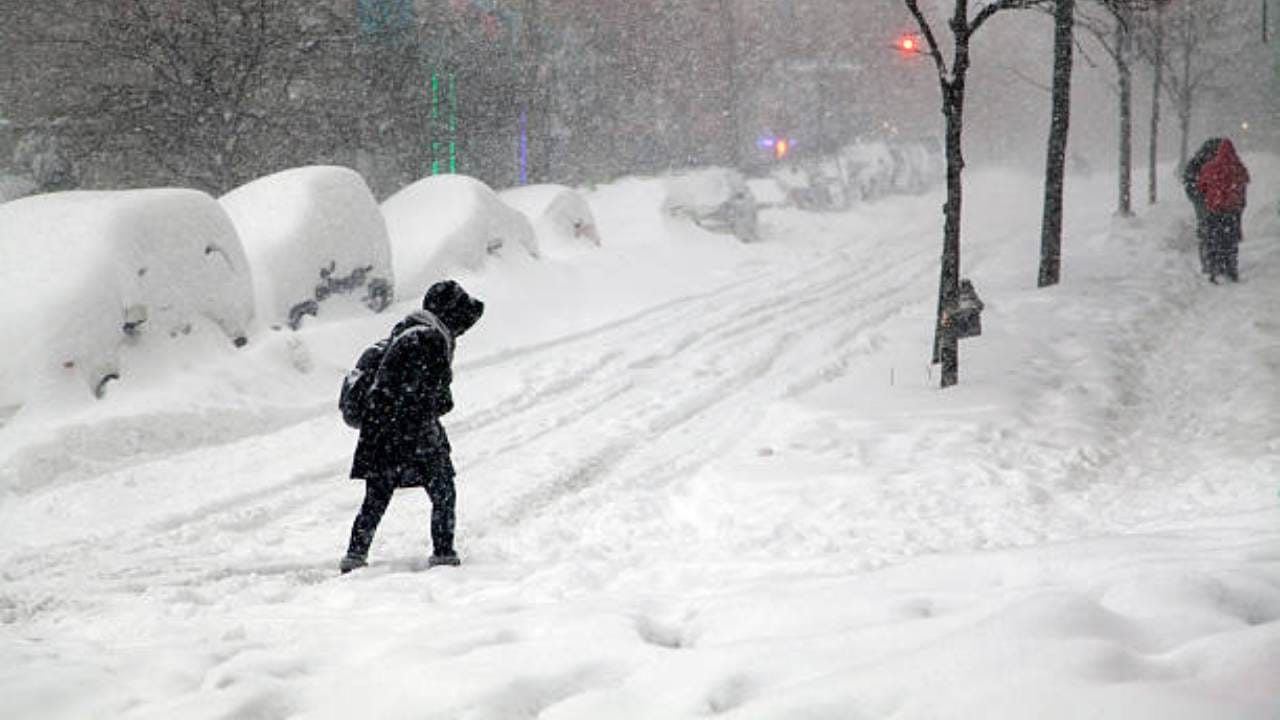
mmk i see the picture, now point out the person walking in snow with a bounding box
[340,280,484,573]
[1183,138,1250,283]
[1182,139,1216,274]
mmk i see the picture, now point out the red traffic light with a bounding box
[896,34,921,53]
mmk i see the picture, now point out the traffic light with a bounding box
[896,34,922,54]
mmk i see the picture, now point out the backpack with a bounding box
[339,311,456,429]
[339,337,391,429]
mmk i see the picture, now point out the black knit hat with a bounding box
[423,280,484,336]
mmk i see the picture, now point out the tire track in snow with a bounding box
[461,237,941,558]
[0,255,831,599]
[0,265,811,592]
[2,218,941,603]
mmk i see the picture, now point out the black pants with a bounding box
[1204,211,1242,281]
[346,467,456,559]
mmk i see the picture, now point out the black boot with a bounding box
[339,554,368,574]
[428,551,460,568]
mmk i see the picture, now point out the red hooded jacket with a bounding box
[1196,139,1250,213]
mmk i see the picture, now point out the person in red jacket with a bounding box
[1189,138,1250,283]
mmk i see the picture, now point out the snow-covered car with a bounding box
[382,174,539,299]
[745,176,790,210]
[221,166,394,330]
[773,162,854,211]
[662,168,759,242]
[499,184,601,255]
[767,140,943,211]
[839,139,942,201]
[0,189,254,401]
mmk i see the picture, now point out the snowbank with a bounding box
[661,168,759,242]
[500,184,601,255]
[0,190,253,405]
[220,166,394,330]
[382,175,538,298]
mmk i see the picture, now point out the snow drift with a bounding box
[662,168,759,242]
[220,166,394,330]
[381,175,538,299]
[0,190,253,405]
[500,184,601,255]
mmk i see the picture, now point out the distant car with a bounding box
[382,174,539,298]
[662,169,760,242]
[0,189,254,402]
[500,184,602,254]
[841,139,943,201]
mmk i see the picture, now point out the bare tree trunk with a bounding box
[1038,0,1075,288]
[929,9,978,389]
[907,0,1028,387]
[1176,36,1193,169]
[1177,104,1192,170]
[1116,11,1133,217]
[934,79,966,388]
[1147,10,1163,205]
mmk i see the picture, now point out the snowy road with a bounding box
[2,167,1279,719]
[2,213,950,634]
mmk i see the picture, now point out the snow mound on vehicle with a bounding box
[661,168,759,242]
[0,190,253,405]
[746,177,788,208]
[382,175,538,298]
[840,140,942,201]
[767,141,942,211]
[500,184,601,255]
[220,166,394,330]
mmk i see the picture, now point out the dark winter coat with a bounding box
[349,281,484,486]
[1182,138,1220,211]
